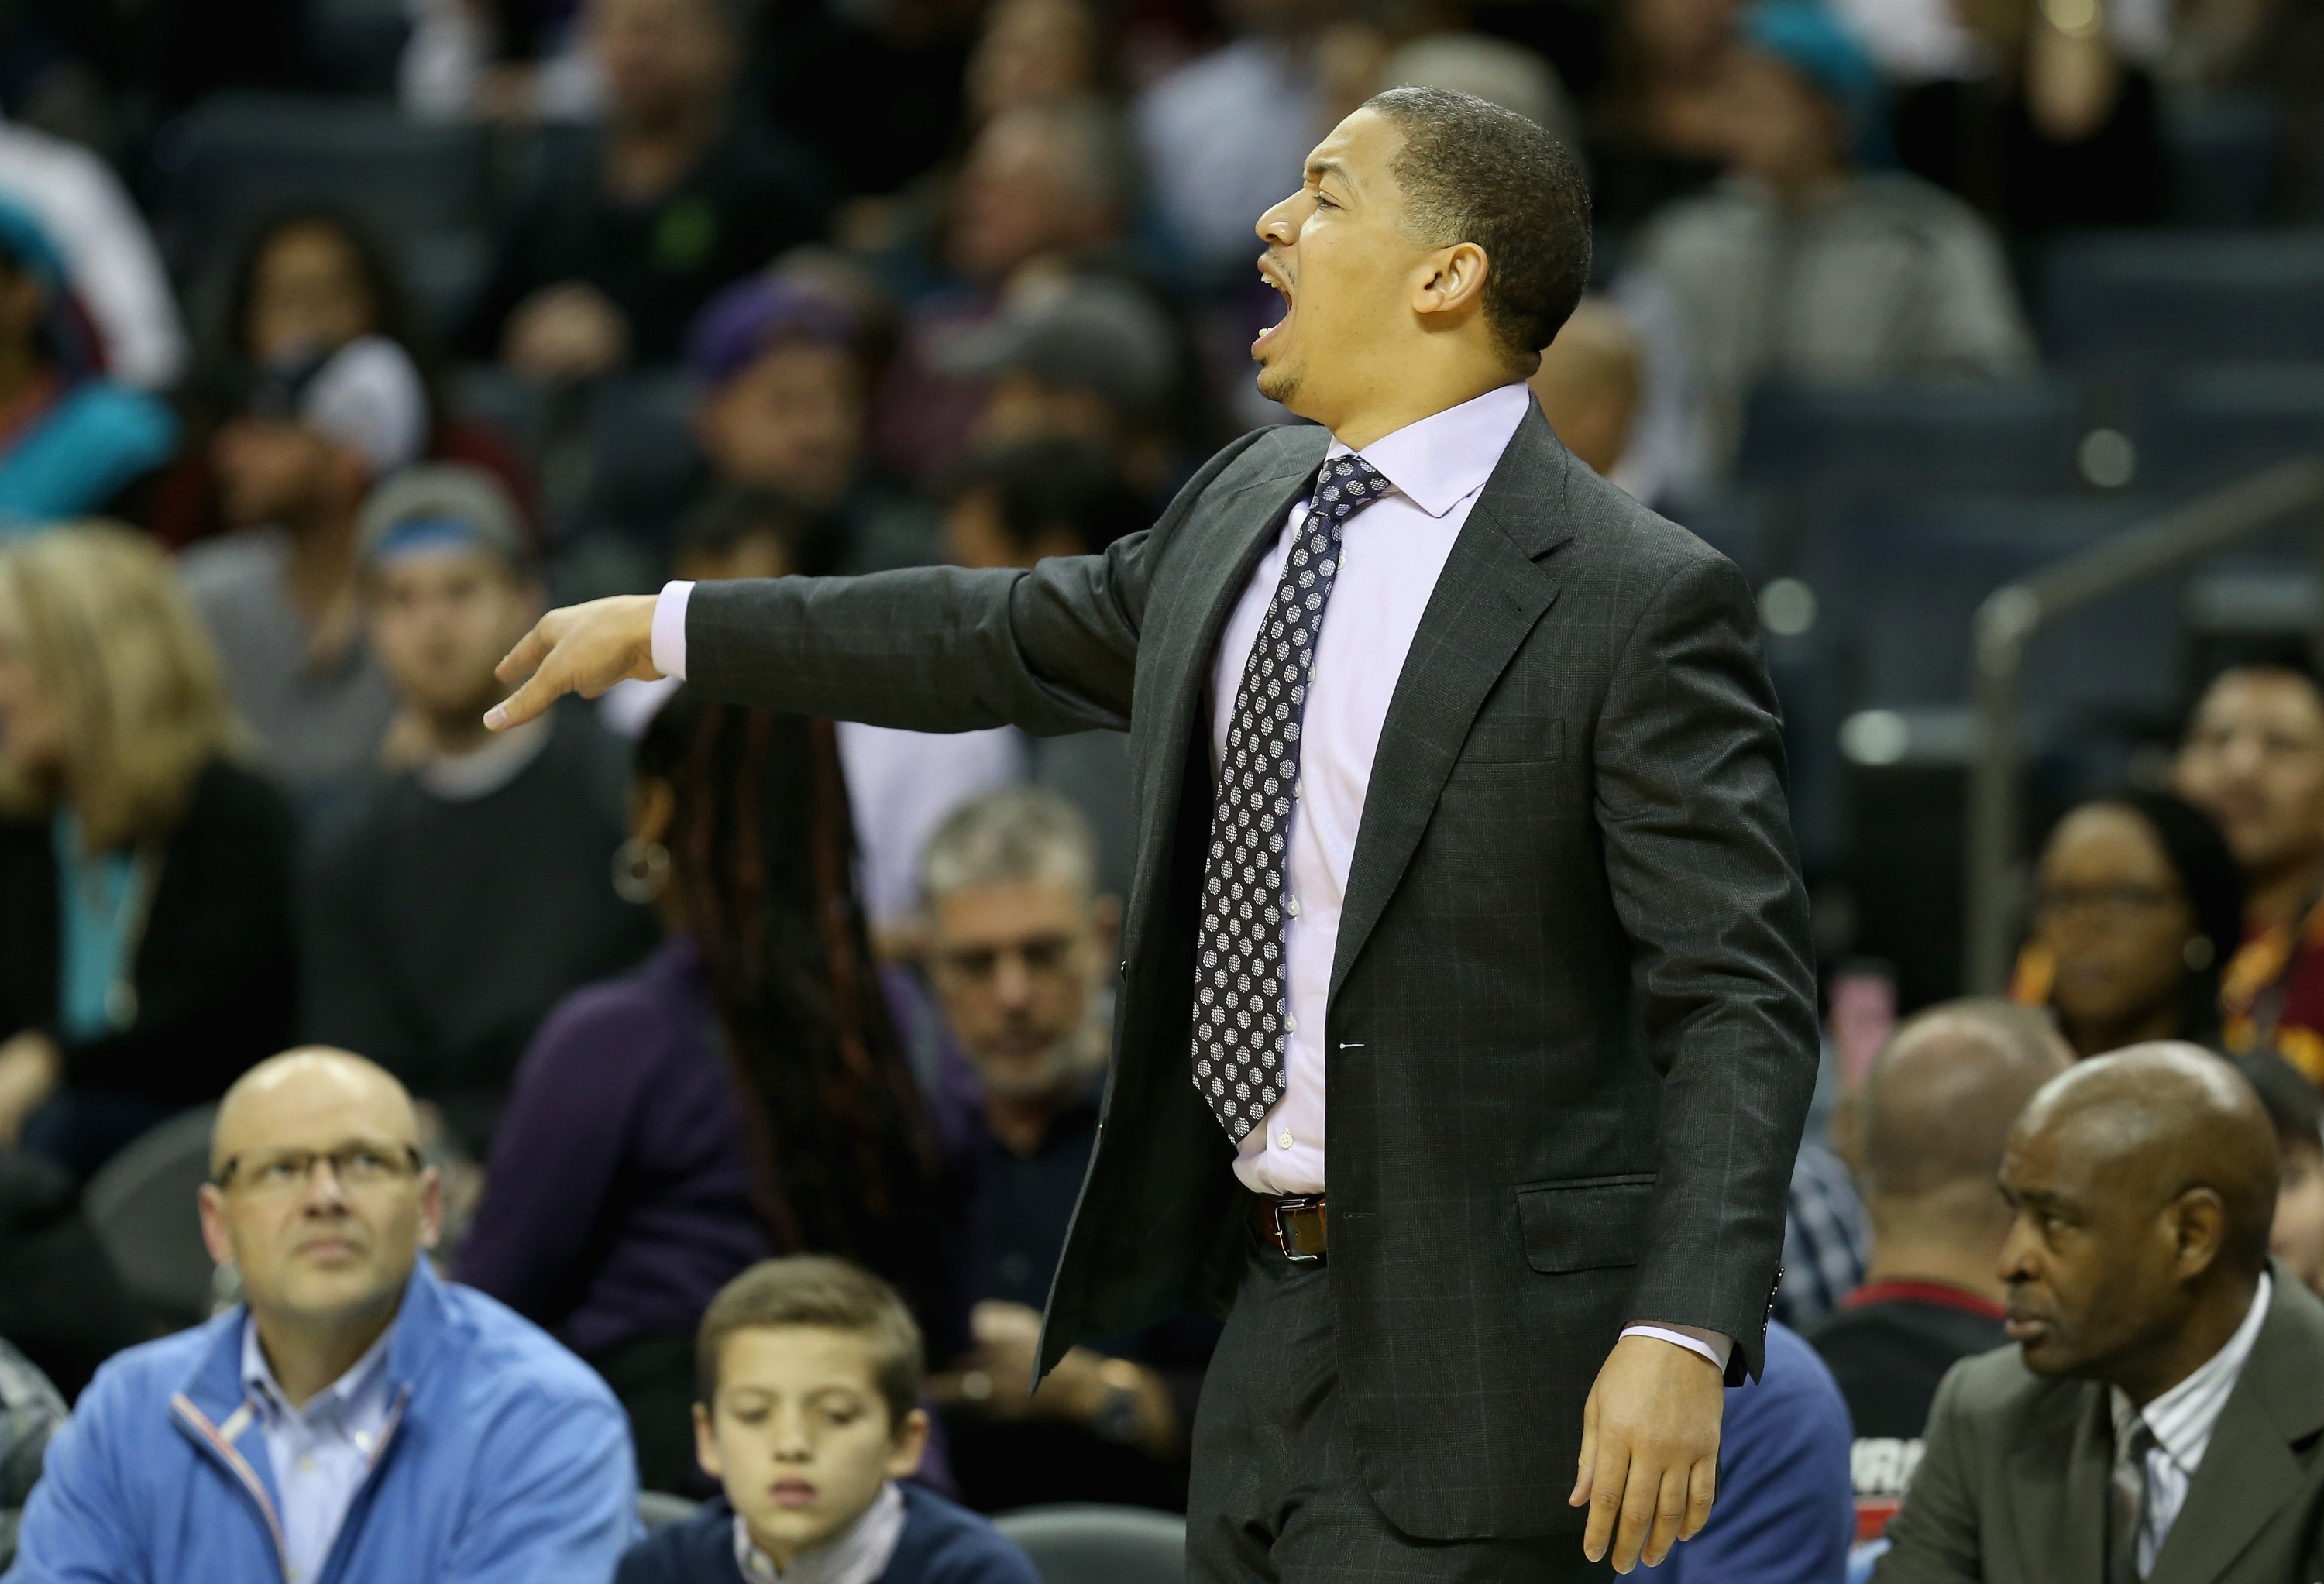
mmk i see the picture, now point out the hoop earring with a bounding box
[612,837,670,905]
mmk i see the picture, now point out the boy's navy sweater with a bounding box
[616,1485,1042,1584]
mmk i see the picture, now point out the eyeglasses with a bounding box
[933,933,1080,984]
[2033,882,2181,923]
[214,1142,425,1194]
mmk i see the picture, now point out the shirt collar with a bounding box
[415,712,554,801]
[1324,382,1531,519]
[732,1481,907,1584]
[2112,1270,2272,1473]
[241,1311,397,1431]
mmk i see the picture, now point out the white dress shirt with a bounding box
[242,1317,397,1584]
[734,1479,906,1583]
[651,382,1730,1372]
[1206,382,1528,1197]
[2109,1271,2271,1579]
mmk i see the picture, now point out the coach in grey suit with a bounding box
[1877,1044,2324,1584]
[490,88,1819,1580]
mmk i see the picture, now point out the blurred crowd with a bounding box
[0,0,2315,1577]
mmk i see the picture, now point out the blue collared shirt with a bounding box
[240,1315,397,1584]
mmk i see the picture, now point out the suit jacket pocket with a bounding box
[1515,1173,1657,1273]
[1461,716,1564,767]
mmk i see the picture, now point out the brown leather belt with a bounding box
[1249,1193,1329,1263]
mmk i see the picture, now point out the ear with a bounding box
[694,1400,726,1481]
[416,1165,445,1253]
[1092,893,1123,957]
[884,1407,931,1479]
[198,1182,235,1267]
[1411,241,1491,325]
[2171,1185,2229,1280]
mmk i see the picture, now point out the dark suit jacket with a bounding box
[1875,1263,2324,1584]
[686,404,1820,1539]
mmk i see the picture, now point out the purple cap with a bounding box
[684,274,857,389]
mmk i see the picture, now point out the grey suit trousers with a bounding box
[1190,1243,1618,1584]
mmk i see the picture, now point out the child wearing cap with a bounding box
[616,1258,1040,1584]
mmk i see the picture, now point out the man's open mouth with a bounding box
[1253,258,1294,356]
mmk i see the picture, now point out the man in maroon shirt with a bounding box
[1809,1000,2068,1541]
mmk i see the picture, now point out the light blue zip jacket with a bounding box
[5,1259,640,1583]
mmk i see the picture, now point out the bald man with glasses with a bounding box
[9,1048,639,1584]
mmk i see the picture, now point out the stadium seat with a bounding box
[146,94,487,281]
[306,0,413,94]
[82,1105,222,1331]
[2040,230,2324,365]
[1810,492,2174,723]
[1737,381,2081,495]
[638,1491,701,1531]
[2129,363,2324,487]
[993,1503,1185,1584]
[2163,94,2278,227]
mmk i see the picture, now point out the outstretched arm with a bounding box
[488,429,1278,734]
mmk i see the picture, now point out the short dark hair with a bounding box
[1364,84,1592,366]
[948,438,1145,558]
[675,485,841,577]
[696,1257,923,1428]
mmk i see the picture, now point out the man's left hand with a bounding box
[1568,1332,1725,1572]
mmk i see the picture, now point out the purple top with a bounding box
[456,936,767,1360]
[456,936,988,1363]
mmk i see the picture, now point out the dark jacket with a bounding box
[0,757,296,1105]
[300,710,657,1152]
[0,1151,146,1399]
[682,402,1820,1539]
[615,1489,1039,1584]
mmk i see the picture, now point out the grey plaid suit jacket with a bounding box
[686,400,1820,1540]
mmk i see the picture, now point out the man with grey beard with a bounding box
[919,786,1198,1505]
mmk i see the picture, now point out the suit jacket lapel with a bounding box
[2147,1274,2324,1584]
[1328,404,1571,1005]
[2009,1382,2111,1583]
[1126,438,1325,947]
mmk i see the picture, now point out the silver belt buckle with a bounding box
[1274,1197,1322,1263]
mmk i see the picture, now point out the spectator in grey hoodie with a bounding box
[1626,0,2034,475]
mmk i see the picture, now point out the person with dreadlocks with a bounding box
[455,685,974,1493]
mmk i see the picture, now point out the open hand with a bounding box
[1569,1333,1725,1572]
[486,595,661,730]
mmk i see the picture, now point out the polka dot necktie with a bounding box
[1191,455,1394,1142]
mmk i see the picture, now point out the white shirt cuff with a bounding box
[651,580,693,682]
[1621,1325,1734,1374]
